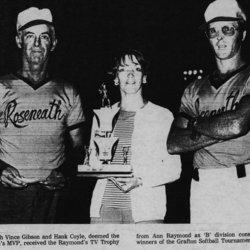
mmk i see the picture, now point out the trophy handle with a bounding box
[93,112,100,128]
[110,138,119,162]
[111,111,120,133]
[93,141,100,156]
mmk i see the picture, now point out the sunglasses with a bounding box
[205,25,239,39]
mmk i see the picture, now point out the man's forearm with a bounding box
[167,127,219,154]
[193,95,250,139]
[194,113,246,140]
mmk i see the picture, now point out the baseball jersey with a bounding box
[0,73,85,179]
[180,64,250,169]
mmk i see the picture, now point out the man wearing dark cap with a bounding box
[168,0,250,223]
[0,7,85,223]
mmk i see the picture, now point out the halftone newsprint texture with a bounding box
[0,0,250,249]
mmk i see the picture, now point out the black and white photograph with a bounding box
[0,0,250,249]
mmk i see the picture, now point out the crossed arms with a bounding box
[167,95,250,154]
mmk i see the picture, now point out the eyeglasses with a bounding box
[205,25,239,39]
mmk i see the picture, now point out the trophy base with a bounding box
[77,164,133,178]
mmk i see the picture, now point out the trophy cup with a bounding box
[78,83,133,177]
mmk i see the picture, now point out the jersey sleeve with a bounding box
[66,89,85,128]
[179,81,199,118]
[242,75,250,97]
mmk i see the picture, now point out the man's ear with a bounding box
[15,35,22,49]
[242,30,247,41]
[50,38,58,51]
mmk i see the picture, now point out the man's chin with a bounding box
[31,61,43,65]
[215,52,231,60]
[29,57,45,65]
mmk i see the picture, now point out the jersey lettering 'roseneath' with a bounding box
[195,90,239,117]
[4,99,64,128]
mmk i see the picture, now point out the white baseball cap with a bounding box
[16,7,53,32]
[199,0,247,29]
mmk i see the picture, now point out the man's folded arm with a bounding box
[167,116,219,154]
[192,95,250,140]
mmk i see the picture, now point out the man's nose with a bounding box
[34,37,40,47]
[216,30,225,41]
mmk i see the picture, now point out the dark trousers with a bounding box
[165,153,193,223]
[0,183,69,224]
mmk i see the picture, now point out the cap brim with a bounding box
[199,16,244,30]
[18,19,53,31]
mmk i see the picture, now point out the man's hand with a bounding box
[110,177,142,193]
[1,166,27,188]
[40,170,67,191]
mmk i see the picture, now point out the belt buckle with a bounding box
[236,164,246,178]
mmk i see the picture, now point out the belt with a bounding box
[236,164,246,178]
[194,164,247,181]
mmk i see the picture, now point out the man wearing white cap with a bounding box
[0,7,85,223]
[168,0,250,223]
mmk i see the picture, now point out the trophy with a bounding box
[78,83,133,177]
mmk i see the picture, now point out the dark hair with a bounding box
[110,49,149,76]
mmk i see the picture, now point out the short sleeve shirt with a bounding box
[0,73,85,179]
[180,65,250,169]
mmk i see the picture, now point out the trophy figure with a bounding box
[99,83,110,108]
[83,146,91,166]
[123,146,130,165]
[94,83,119,132]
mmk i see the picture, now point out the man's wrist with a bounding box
[54,160,71,178]
[188,118,202,141]
[188,117,198,131]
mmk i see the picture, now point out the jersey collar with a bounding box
[209,63,249,89]
[12,72,53,90]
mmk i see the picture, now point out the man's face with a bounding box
[17,24,56,65]
[207,21,245,60]
[116,55,146,95]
